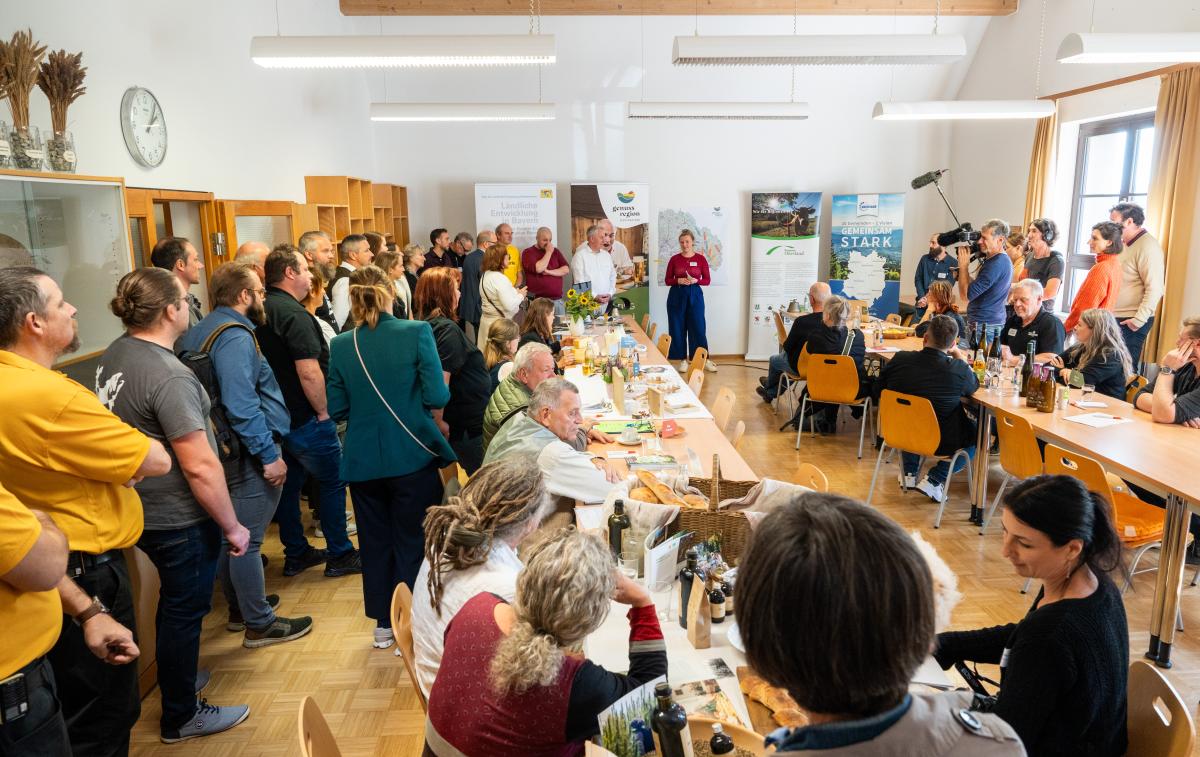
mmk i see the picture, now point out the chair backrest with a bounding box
[773,311,788,347]
[656,333,672,356]
[807,355,864,405]
[795,344,811,380]
[885,313,902,325]
[640,313,651,333]
[1043,443,1116,502]
[298,696,342,757]
[712,387,736,432]
[687,370,705,395]
[647,321,658,340]
[993,409,1044,480]
[437,463,459,488]
[1126,375,1148,404]
[730,419,746,450]
[1128,660,1196,757]
[390,582,428,712]
[685,346,709,383]
[797,462,829,492]
[877,389,941,457]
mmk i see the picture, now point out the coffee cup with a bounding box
[620,426,640,444]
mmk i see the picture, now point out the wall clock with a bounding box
[120,87,167,168]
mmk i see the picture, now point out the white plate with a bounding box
[727,620,745,652]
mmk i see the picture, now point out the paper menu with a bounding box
[644,528,689,592]
[1063,412,1132,428]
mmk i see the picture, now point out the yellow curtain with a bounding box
[1023,107,1058,228]
[1145,66,1200,361]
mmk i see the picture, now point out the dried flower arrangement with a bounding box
[0,29,47,131]
[37,49,87,135]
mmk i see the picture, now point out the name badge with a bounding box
[1007,328,1018,337]
[937,272,947,278]
[689,261,697,266]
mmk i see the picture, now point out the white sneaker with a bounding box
[678,360,689,372]
[373,627,395,649]
[315,520,357,539]
[916,477,947,503]
[705,359,718,373]
[899,472,917,490]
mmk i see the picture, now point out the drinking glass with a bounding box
[1082,384,1095,402]
[618,551,640,580]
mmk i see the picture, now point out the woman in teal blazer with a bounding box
[327,266,454,650]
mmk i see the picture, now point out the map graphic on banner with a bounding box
[474,183,558,251]
[656,206,728,286]
[829,193,903,318]
[746,192,822,360]
[570,183,651,321]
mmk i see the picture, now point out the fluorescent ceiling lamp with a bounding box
[872,100,1055,121]
[672,34,966,66]
[1056,32,1200,64]
[627,101,810,120]
[251,34,555,68]
[370,103,555,122]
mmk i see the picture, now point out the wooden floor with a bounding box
[130,360,1200,756]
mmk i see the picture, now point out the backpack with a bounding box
[178,322,259,463]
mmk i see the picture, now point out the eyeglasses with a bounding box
[245,287,266,297]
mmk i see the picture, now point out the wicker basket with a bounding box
[669,455,757,563]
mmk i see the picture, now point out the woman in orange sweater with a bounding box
[1064,221,1124,333]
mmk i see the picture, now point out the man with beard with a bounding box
[0,267,171,756]
[913,233,957,322]
[598,218,633,279]
[180,262,313,648]
[299,230,338,333]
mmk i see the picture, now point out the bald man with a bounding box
[235,241,271,284]
[598,219,633,278]
[759,281,833,402]
[521,227,569,310]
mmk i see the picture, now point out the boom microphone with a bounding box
[910,169,948,190]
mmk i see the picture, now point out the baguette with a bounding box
[635,470,687,507]
[681,493,708,510]
[629,486,660,503]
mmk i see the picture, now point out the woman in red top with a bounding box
[664,229,714,372]
[1064,222,1124,332]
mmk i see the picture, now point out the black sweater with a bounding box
[934,572,1128,757]
[1057,345,1127,402]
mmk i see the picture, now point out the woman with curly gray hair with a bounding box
[424,527,667,756]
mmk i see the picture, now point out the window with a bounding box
[1064,113,1154,304]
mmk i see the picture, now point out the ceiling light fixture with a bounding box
[626,101,810,120]
[1056,33,1200,64]
[250,34,555,69]
[871,100,1056,121]
[370,103,555,122]
[671,34,966,67]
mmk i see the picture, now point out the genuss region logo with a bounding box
[616,190,637,203]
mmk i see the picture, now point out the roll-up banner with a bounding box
[473,183,558,251]
[570,183,651,320]
[746,192,822,360]
[829,193,904,319]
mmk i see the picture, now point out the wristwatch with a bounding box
[1160,366,1176,376]
[72,596,111,627]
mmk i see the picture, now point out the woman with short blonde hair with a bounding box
[425,527,667,754]
[483,317,520,389]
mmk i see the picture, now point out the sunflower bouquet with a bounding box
[564,288,598,321]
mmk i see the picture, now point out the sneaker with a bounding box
[373,627,395,649]
[898,472,917,490]
[916,477,947,503]
[758,376,769,389]
[324,548,363,577]
[677,360,689,372]
[705,359,718,373]
[315,519,358,539]
[282,546,327,577]
[160,700,250,743]
[243,616,315,648]
[194,669,210,694]
[227,594,281,632]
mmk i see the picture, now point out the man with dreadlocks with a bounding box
[410,457,555,698]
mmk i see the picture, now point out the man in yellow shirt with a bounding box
[495,223,524,286]
[0,267,171,757]
[0,483,70,754]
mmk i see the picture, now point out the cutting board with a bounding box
[736,666,784,737]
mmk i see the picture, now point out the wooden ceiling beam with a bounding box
[341,0,1016,17]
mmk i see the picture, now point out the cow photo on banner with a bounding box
[829,193,904,319]
[569,183,650,321]
[746,192,822,360]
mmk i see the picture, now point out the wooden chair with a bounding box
[979,409,1044,534]
[795,355,873,459]
[1127,660,1195,757]
[730,420,746,450]
[647,321,658,340]
[772,310,789,348]
[687,370,705,395]
[1126,375,1148,404]
[774,345,809,420]
[640,313,651,333]
[866,390,974,526]
[685,346,709,383]
[712,387,736,432]
[390,582,427,712]
[656,333,672,356]
[797,462,829,492]
[885,313,902,325]
[298,696,342,757]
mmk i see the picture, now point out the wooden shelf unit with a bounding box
[305,174,409,249]
[391,184,410,247]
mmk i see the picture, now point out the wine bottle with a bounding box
[720,577,733,616]
[1017,354,1030,397]
[651,682,694,757]
[608,499,630,558]
[708,579,726,624]
[709,723,734,755]
[679,551,698,629]
[1021,343,1036,397]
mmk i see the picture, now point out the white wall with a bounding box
[369,14,991,354]
[6,0,378,200]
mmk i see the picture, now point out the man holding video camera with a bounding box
[955,219,1013,347]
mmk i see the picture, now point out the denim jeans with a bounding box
[220,453,282,629]
[764,352,791,398]
[903,446,976,486]
[0,657,70,757]
[137,521,221,731]
[277,416,353,559]
[1121,315,1154,369]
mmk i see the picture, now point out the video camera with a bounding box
[936,223,984,262]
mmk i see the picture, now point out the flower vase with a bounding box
[46,130,77,173]
[9,126,44,171]
[569,316,586,337]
